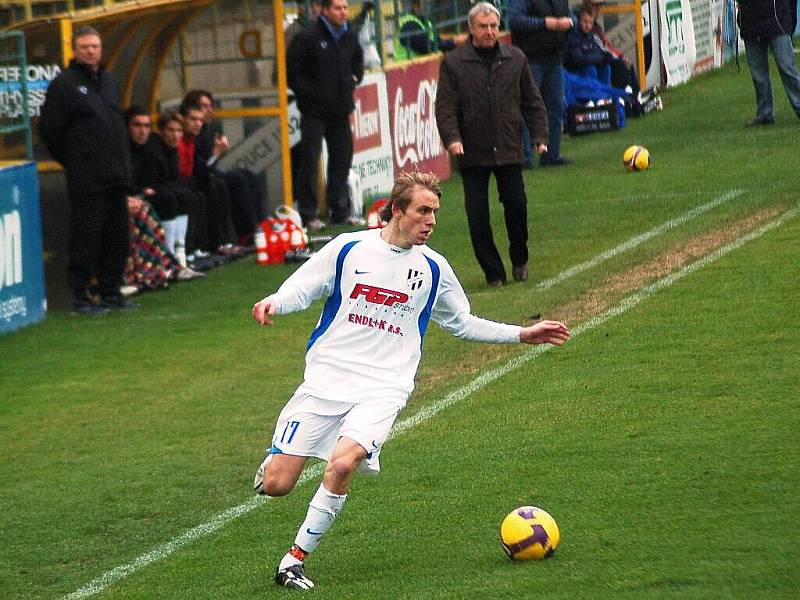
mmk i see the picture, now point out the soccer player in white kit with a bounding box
[252,171,570,590]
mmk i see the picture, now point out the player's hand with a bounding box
[519,320,570,346]
[534,143,548,155]
[447,141,464,156]
[252,298,277,326]
[558,17,573,31]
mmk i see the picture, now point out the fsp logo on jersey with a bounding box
[350,283,409,307]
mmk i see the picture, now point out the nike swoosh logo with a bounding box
[355,270,370,275]
[306,528,324,535]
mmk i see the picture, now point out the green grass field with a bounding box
[2,63,799,599]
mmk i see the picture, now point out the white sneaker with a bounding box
[306,218,326,232]
[253,454,272,495]
[176,267,206,281]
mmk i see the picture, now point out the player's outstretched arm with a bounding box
[252,298,278,326]
[519,320,570,346]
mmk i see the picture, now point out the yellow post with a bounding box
[24,0,32,21]
[60,19,74,67]
[274,0,294,207]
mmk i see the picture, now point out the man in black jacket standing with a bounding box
[738,0,800,126]
[40,26,135,314]
[436,2,549,287]
[287,0,364,231]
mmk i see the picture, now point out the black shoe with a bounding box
[512,264,529,282]
[746,117,774,127]
[487,279,504,288]
[71,299,109,317]
[275,564,314,590]
[100,295,139,311]
[540,156,573,167]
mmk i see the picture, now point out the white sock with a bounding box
[292,484,347,555]
[175,214,188,249]
[162,219,178,252]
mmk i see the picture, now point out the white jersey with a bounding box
[267,229,521,407]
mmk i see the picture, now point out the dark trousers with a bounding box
[148,189,181,220]
[460,164,528,284]
[186,177,233,252]
[68,186,129,298]
[295,113,353,224]
[203,177,234,251]
[222,168,266,243]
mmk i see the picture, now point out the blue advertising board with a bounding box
[0,161,46,334]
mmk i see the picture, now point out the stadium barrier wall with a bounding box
[0,161,46,334]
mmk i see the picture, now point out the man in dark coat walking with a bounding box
[737,0,800,125]
[40,25,135,314]
[436,2,549,287]
[287,0,364,231]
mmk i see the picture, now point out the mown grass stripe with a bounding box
[536,189,744,290]
[63,200,795,600]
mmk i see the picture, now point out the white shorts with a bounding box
[269,392,401,472]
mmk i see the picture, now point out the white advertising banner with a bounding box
[659,0,697,86]
[688,0,722,73]
[347,71,394,202]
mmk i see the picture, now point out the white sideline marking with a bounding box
[536,189,744,290]
[63,201,796,600]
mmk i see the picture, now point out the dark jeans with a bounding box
[68,186,129,298]
[222,168,266,243]
[460,164,528,284]
[295,113,353,224]
[531,62,566,164]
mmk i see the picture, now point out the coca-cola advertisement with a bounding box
[385,57,451,180]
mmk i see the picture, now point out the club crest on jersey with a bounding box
[350,283,409,307]
[406,269,424,291]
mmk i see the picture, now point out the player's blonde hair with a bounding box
[381,171,441,223]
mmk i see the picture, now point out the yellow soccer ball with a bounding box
[623,145,650,171]
[500,506,560,560]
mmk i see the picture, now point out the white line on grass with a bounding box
[64,200,795,600]
[536,189,744,290]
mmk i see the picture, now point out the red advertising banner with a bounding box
[384,57,451,180]
[350,81,383,154]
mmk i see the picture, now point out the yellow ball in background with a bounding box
[623,145,651,171]
[500,506,561,560]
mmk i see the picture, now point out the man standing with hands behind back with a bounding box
[40,25,135,314]
[509,0,576,167]
[436,2,549,287]
[287,0,364,232]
